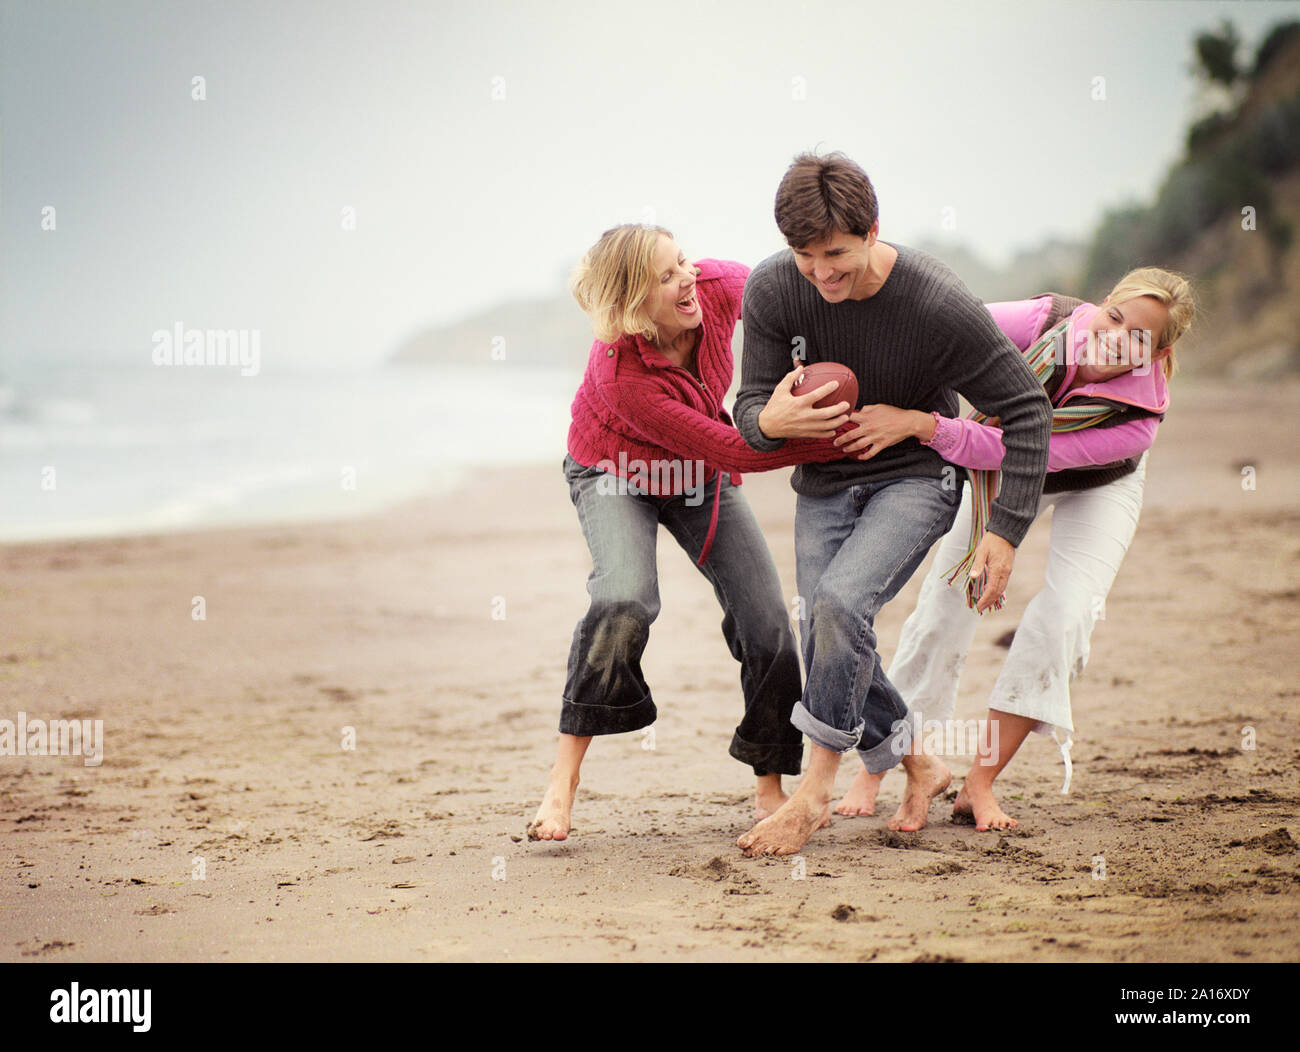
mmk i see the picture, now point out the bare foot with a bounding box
[737,793,830,857]
[953,779,1018,832]
[887,755,951,832]
[755,783,789,821]
[527,775,579,841]
[834,768,885,817]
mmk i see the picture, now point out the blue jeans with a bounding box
[791,475,962,773]
[559,455,805,776]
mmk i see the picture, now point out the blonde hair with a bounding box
[1105,266,1196,381]
[570,224,674,343]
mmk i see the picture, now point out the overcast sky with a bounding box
[2,0,1296,371]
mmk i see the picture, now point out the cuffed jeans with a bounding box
[791,474,962,773]
[559,455,805,776]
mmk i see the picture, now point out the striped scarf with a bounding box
[944,318,1117,611]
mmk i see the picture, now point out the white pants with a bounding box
[890,453,1147,762]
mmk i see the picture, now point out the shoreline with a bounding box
[3,377,1299,556]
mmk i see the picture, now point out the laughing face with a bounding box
[791,226,879,302]
[643,234,701,345]
[1078,295,1172,384]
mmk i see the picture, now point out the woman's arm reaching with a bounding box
[837,405,1159,473]
[924,412,1159,472]
[596,375,852,475]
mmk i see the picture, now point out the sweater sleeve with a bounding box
[596,376,845,474]
[734,269,792,452]
[926,414,1159,472]
[933,300,1052,546]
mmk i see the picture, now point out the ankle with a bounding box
[903,751,942,770]
[797,782,834,808]
[549,767,580,791]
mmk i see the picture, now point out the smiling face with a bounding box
[1077,295,1172,384]
[642,234,701,345]
[791,226,879,302]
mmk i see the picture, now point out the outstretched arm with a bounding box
[596,376,853,475]
[925,413,1159,472]
[834,406,1159,472]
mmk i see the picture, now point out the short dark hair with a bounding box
[774,151,879,248]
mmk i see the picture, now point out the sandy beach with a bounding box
[2,379,1298,963]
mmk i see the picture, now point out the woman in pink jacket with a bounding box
[833,267,1196,830]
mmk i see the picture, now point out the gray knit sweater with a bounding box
[734,244,1052,547]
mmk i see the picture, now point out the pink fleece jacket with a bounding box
[923,297,1170,472]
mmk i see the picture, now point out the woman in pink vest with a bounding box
[833,267,1196,830]
[528,224,859,842]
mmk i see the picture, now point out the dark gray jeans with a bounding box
[559,454,804,776]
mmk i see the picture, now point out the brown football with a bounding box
[793,362,859,410]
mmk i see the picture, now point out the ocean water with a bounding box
[0,362,578,543]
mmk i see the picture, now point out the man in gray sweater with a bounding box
[734,152,1051,856]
